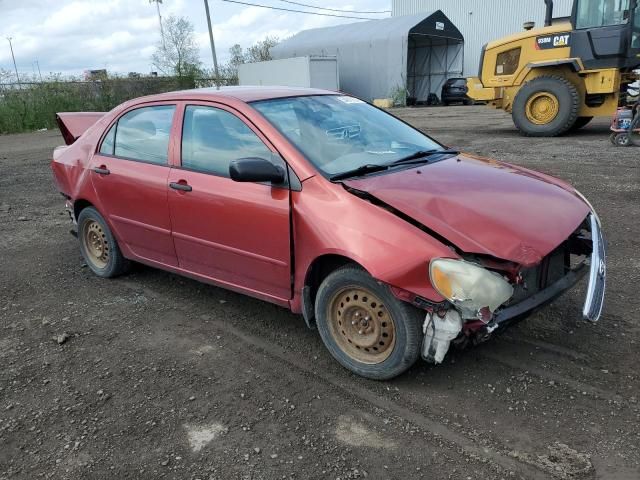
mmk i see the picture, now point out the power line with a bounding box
[278,0,390,14]
[220,0,386,20]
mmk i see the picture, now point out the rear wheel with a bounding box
[315,266,423,380]
[78,207,130,278]
[512,75,579,137]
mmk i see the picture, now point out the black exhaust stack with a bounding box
[544,0,554,26]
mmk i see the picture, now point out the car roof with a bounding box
[140,86,338,103]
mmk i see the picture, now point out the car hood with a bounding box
[343,154,590,266]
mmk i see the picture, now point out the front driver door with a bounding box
[167,103,291,303]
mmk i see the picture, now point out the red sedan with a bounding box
[51,87,606,380]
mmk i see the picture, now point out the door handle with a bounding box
[93,166,110,175]
[169,181,192,192]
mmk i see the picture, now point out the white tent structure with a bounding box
[271,11,464,103]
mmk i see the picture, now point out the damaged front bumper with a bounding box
[422,213,606,363]
[494,213,606,326]
[582,214,606,322]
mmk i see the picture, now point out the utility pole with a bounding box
[204,0,220,89]
[34,59,43,82]
[149,0,166,50]
[7,37,20,84]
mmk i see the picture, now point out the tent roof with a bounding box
[272,11,463,58]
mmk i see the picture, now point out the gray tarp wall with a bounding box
[408,36,463,101]
[271,11,464,103]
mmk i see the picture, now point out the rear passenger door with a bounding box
[167,103,292,302]
[91,103,179,267]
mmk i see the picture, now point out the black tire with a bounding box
[314,265,423,380]
[77,206,130,278]
[609,133,618,145]
[569,116,593,131]
[442,100,449,106]
[629,114,640,146]
[463,99,474,106]
[512,75,579,137]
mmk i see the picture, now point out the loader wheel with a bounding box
[569,116,593,131]
[512,76,579,137]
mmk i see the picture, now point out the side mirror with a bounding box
[229,157,286,184]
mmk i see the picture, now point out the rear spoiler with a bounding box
[55,112,106,145]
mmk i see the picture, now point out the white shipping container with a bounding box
[238,56,339,91]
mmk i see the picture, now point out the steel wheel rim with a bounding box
[525,92,559,125]
[616,134,630,146]
[327,287,396,364]
[82,220,109,269]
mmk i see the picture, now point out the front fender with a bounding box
[290,177,456,310]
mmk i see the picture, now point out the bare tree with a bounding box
[151,16,202,79]
[0,68,14,84]
[244,36,279,63]
[219,37,279,85]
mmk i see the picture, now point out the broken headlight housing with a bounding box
[429,258,514,320]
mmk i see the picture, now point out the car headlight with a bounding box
[429,258,514,320]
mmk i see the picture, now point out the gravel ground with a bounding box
[0,106,639,480]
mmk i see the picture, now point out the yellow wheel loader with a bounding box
[467,0,640,136]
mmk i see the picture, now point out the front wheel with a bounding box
[315,266,423,380]
[512,75,579,137]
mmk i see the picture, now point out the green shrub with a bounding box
[0,76,220,134]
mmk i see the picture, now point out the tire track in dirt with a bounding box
[120,279,553,480]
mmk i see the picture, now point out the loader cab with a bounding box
[570,0,640,70]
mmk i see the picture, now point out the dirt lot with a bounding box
[1,106,639,480]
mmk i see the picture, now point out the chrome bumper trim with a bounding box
[582,213,606,322]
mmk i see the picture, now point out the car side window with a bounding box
[181,105,272,177]
[99,123,116,155]
[113,105,175,164]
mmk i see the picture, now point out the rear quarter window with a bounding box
[99,124,116,155]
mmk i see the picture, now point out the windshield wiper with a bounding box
[329,150,460,181]
[330,163,390,181]
[391,149,459,165]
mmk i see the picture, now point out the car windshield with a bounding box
[251,95,443,177]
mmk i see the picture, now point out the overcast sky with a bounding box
[0,0,391,79]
